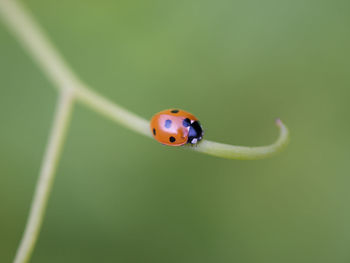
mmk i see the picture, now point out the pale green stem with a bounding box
[192,119,289,160]
[0,0,290,262]
[0,0,150,137]
[0,0,289,159]
[13,90,74,263]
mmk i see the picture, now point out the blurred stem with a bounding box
[0,0,150,137]
[0,0,289,159]
[13,91,74,263]
[0,0,289,261]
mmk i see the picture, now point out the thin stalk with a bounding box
[192,119,289,160]
[0,0,150,137]
[0,0,289,159]
[13,91,74,263]
[0,0,290,262]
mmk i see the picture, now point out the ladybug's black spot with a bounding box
[164,119,172,128]
[169,136,176,143]
[153,128,156,135]
[183,118,191,127]
[171,109,179,113]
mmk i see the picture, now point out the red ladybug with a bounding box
[150,109,204,146]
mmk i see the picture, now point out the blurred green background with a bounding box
[1,0,349,262]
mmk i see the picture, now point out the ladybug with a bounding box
[150,109,204,146]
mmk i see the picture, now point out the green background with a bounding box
[1,0,349,262]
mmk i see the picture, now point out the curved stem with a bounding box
[13,91,74,263]
[192,119,289,159]
[0,0,289,159]
[0,0,290,262]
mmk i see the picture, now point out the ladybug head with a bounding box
[187,120,203,144]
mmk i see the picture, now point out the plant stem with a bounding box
[13,91,74,263]
[0,0,150,137]
[0,0,79,91]
[0,0,290,262]
[75,84,151,137]
[193,119,289,160]
[0,0,289,159]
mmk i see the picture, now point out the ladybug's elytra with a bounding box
[150,109,204,146]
